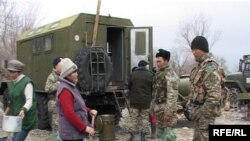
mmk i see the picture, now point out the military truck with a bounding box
[225,55,250,110]
[177,75,190,106]
[176,74,191,120]
[1,13,153,129]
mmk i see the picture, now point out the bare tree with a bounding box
[212,53,228,73]
[176,14,221,50]
[0,0,39,79]
[170,47,195,75]
[171,13,223,75]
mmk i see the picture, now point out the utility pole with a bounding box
[92,0,101,47]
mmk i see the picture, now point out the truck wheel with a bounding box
[36,92,50,129]
[75,48,112,93]
[229,88,239,109]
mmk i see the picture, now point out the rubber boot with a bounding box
[141,131,147,141]
[150,124,157,139]
[127,132,135,141]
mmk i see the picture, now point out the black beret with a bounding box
[138,60,149,67]
[53,56,63,68]
[191,36,209,52]
[156,49,170,61]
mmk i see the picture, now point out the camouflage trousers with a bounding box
[48,100,61,141]
[127,108,150,133]
[193,115,216,141]
[151,102,178,128]
[156,127,176,141]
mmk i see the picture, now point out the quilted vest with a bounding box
[56,79,89,140]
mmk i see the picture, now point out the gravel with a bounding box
[1,100,250,141]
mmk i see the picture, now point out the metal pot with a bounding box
[2,115,22,132]
[95,114,115,141]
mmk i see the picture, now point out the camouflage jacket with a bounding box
[189,54,222,118]
[45,69,60,95]
[152,65,179,108]
[151,65,179,128]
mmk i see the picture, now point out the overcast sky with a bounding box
[22,0,250,72]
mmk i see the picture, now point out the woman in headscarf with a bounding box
[56,58,97,141]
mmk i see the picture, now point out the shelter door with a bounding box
[130,27,153,70]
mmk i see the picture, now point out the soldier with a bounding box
[127,60,153,141]
[150,49,179,141]
[188,36,222,141]
[5,59,38,141]
[45,56,63,141]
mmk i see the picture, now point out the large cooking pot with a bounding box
[2,115,22,132]
[95,114,115,141]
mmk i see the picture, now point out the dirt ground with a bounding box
[1,103,250,141]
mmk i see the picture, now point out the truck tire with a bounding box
[229,88,239,109]
[36,92,50,129]
[75,48,112,93]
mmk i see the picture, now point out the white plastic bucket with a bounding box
[2,115,22,132]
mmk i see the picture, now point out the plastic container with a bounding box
[2,115,22,132]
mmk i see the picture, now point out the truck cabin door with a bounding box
[244,63,250,87]
[130,27,153,71]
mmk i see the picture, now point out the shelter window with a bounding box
[135,32,146,55]
[27,31,34,36]
[44,35,53,51]
[36,27,43,33]
[32,38,42,54]
[245,63,250,71]
[50,22,59,29]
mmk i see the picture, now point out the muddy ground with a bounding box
[1,101,250,141]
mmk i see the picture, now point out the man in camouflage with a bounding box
[45,56,63,141]
[150,49,179,141]
[127,60,153,141]
[188,36,222,141]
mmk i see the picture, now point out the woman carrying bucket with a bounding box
[4,59,38,141]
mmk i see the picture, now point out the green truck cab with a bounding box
[225,55,250,111]
[3,13,153,129]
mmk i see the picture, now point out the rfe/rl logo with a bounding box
[213,129,247,136]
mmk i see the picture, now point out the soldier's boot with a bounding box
[141,131,147,141]
[150,124,157,139]
[127,132,135,141]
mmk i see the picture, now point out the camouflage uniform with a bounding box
[127,66,153,139]
[189,54,221,141]
[150,65,179,141]
[128,108,150,133]
[45,69,61,141]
